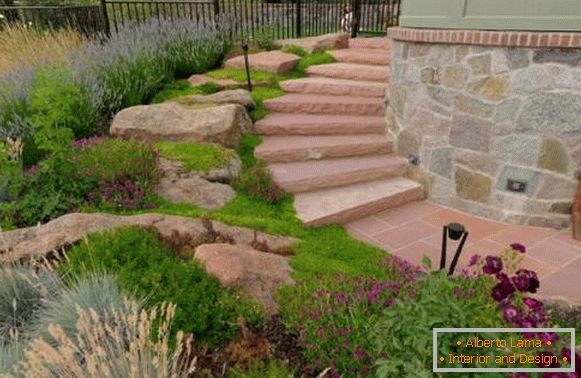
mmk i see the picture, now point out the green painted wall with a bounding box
[400,0,581,31]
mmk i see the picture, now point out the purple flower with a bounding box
[502,304,521,324]
[523,297,543,310]
[316,327,325,337]
[510,243,527,254]
[483,256,503,275]
[468,254,481,266]
[540,332,558,344]
[335,292,348,305]
[354,346,366,360]
[512,269,540,293]
[492,280,515,302]
[367,288,381,303]
[330,370,340,378]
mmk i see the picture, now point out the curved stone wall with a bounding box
[388,27,581,229]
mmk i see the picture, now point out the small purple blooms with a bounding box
[483,256,503,275]
[502,304,521,323]
[523,297,543,310]
[354,346,366,361]
[510,243,527,254]
[468,254,481,266]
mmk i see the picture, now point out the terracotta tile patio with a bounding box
[346,201,581,303]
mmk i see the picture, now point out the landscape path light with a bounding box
[242,42,252,92]
[439,222,469,276]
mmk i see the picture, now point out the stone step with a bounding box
[295,177,423,226]
[255,113,386,135]
[269,154,406,193]
[255,134,392,163]
[306,62,390,82]
[279,77,387,98]
[224,50,300,74]
[348,37,391,50]
[329,48,391,66]
[264,93,385,116]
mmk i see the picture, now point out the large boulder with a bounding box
[225,51,300,74]
[159,155,242,184]
[110,103,252,148]
[0,213,298,265]
[171,89,255,110]
[194,243,294,315]
[273,33,349,53]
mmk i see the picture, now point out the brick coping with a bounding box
[388,27,581,49]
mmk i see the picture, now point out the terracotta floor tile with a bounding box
[346,216,391,237]
[519,256,559,279]
[422,209,505,241]
[553,232,581,248]
[375,201,442,227]
[489,227,554,249]
[373,220,439,250]
[346,200,581,303]
[538,258,581,302]
[463,238,505,258]
[392,241,440,268]
[527,238,581,269]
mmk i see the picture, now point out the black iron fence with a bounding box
[101,0,400,39]
[0,5,107,35]
[0,0,399,40]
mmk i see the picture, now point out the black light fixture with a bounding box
[439,222,469,276]
[241,43,252,92]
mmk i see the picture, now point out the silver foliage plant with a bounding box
[0,17,231,141]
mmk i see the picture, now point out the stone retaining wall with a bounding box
[388,28,581,229]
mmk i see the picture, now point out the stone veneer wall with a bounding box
[388,28,581,229]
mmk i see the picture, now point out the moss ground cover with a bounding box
[156,140,235,173]
[58,226,265,347]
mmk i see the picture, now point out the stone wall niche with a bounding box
[388,28,581,229]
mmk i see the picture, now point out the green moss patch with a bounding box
[156,141,235,174]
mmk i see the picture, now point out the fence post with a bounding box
[99,0,110,36]
[213,0,220,18]
[295,0,301,38]
[350,0,359,38]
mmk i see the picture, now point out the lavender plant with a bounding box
[0,17,230,156]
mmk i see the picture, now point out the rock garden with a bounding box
[0,18,579,378]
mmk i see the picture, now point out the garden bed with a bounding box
[0,18,580,378]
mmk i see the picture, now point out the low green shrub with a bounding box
[237,160,286,204]
[280,256,507,377]
[281,44,308,57]
[2,138,159,227]
[58,226,264,347]
[156,141,235,173]
[373,271,504,377]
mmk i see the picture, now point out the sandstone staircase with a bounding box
[255,37,423,226]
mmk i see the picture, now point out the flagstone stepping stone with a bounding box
[171,89,255,110]
[273,33,349,53]
[187,74,270,89]
[225,50,300,74]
